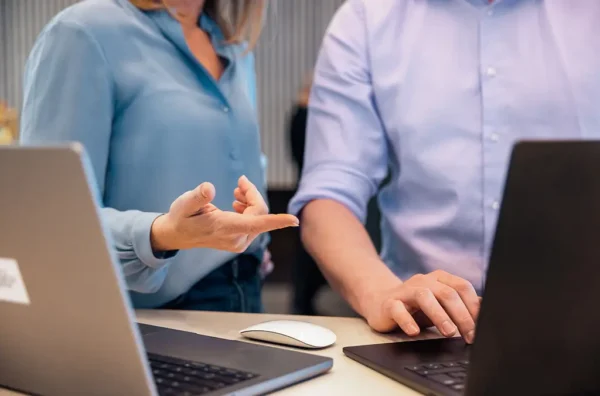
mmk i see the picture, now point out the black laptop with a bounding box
[343,141,600,396]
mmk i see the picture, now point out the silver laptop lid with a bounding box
[0,144,155,396]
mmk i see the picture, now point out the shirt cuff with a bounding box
[132,212,178,269]
[288,166,375,223]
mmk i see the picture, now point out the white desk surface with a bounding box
[2,310,446,395]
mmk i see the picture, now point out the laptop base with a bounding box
[345,338,469,396]
[142,325,333,396]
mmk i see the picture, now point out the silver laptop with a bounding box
[0,144,332,396]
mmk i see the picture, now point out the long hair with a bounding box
[130,0,265,49]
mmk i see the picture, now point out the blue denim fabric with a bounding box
[160,255,263,313]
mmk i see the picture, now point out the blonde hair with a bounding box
[130,0,265,49]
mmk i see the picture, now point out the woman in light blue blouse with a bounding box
[19,0,299,312]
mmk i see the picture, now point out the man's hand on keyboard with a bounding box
[364,270,481,344]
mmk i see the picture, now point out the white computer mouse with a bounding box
[239,320,337,349]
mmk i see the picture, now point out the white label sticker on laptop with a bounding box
[0,258,31,305]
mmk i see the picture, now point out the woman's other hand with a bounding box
[151,176,298,252]
[259,249,274,279]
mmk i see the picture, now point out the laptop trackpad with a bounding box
[344,337,470,367]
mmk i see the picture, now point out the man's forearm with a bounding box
[300,199,402,317]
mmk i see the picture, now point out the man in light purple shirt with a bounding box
[289,0,600,343]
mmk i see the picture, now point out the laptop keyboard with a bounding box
[148,353,259,395]
[405,360,469,393]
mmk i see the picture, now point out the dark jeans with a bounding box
[161,255,264,313]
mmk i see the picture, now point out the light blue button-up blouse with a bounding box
[20,0,267,308]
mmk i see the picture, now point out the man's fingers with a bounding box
[409,288,457,338]
[388,300,420,336]
[172,182,216,217]
[436,271,481,323]
[242,214,299,234]
[431,283,476,344]
[238,175,268,214]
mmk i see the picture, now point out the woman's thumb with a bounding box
[172,182,216,217]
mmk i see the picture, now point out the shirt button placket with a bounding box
[480,10,503,283]
[222,101,243,171]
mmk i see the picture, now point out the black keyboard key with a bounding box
[416,367,464,376]
[429,374,457,386]
[222,368,240,376]
[443,362,460,368]
[449,371,467,379]
[174,372,198,383]
[424,363,442,370]
[458,360,469,366]
[452,384,465,391]
[200,373,216,380]
[406,365,421,372]
[157,387,176,395]
[181,368,200,376]
[219,376,242,385]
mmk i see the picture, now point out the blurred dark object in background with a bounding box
[288,101,324,315]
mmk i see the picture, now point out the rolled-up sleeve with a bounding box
[288,0,388,223]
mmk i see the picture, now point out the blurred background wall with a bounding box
[0,2,5,101]
[0,0,382,316]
